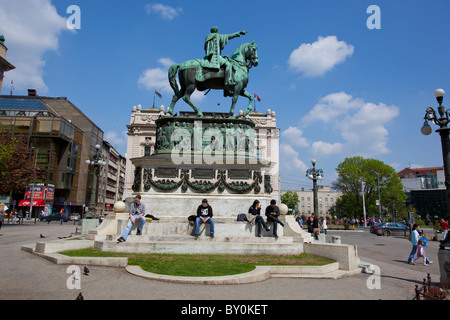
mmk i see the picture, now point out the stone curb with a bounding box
[124,262,363,285]
[21,242,364,285]
[125,265,272,285]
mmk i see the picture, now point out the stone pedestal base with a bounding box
[438,249,450,286]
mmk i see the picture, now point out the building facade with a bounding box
[99,141,126,213]
[398,166,445,192]
[283,185,343,216]
[0,93,108,217]
[124,104,280,202]
[0,35,15,95]
[398,166,448,218]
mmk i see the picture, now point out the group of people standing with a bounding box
[295,213,327,240]
[2,210,28,225]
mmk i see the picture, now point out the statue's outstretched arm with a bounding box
[228,31,247,40]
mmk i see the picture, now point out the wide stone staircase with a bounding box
[87,212,316,256]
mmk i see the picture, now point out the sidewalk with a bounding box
[0,222,436,300]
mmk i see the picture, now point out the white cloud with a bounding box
[138,58,206,103]
[300,92,400,158]
[310,141,344,157]
[0,0,67,94]
[389,163,402,171]
[104,130,128,155]
[138,67,171,93]
[410,164,426,169]
[138,58,176,93]
[288,36,354,77]
[281,126,309,148]
[280,143,308,172]
[105,130,126,146]
[145,3,183,20]
[301,92,361,124]
[158,57,176,68]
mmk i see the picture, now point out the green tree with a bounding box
[0,131,15,174]
[332,156,406,219]
[0,131,38,196]
[281,191,300,214]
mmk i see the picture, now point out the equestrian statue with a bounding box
[168,27,259,118]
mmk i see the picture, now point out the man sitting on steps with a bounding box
[117,195,146,243]
[194,199,215,239]
[265,199,284,238]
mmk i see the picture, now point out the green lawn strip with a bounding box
[61,248,334,277]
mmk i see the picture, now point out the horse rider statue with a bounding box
[203,26,247,87]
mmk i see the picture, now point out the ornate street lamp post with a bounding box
[85,144,106,218]
[421,89,450,249]
[306,159,324,218]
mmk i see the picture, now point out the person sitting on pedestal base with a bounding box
[265,199,284,238]
[194,199,215,239]
[117,195,146,242]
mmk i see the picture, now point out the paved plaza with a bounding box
[0,220,442,303]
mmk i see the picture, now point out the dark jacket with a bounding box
[197,204,213,218]
[248,206,261,216]
[265,205,280,217]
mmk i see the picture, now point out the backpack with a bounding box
[237,213,248,222]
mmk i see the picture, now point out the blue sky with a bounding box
[1,0,450,191]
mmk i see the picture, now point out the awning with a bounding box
[18,200,45,207]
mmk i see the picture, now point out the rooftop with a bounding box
[0,96,48,111]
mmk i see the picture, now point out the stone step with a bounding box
[95,239,304,256]
[271,270,351,280]
[111,234,294,244]
[116,220,286,238]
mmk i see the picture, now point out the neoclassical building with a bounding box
[0,35,15,95]
[124,105,280,205]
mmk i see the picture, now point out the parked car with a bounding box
[70,215,80,221]
[41,213,71,224]
[370,222,408,237]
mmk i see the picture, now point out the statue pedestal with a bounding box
[438,249,450,286]
[87,206,303,256]
[129,115,277,219]
[94,115,292,255]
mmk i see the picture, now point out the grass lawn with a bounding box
[61,248,334,277]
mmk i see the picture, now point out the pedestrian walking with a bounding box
[408,223,420,265]
[296,213,303,230]
[322,217,328,235]
[440,218,449,241]
[414,239,432,266]
[310,213,319,240]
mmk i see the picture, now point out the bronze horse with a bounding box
[168,42,259,117]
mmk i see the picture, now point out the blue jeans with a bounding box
[255,215,269,235]
[408,244,417,263]
[121,215,146,240]
[195,217,215,236]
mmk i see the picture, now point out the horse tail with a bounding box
[169,64,181,96]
